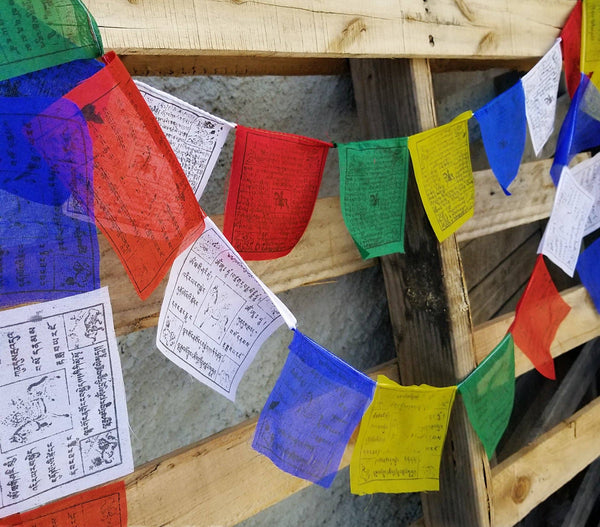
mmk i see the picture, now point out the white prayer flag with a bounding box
[571,152,600,236]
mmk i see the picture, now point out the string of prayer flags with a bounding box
[508,255,571,379]
[577,237,600,313]
[561,0,583,98]
[63,51,206,300]
[407,111,474,242]
[135,81,235,201]
[581,0,600,87]
[0,481,127,527]
[337,137,409,258]
[0,96,99,307]
[0,0,103,82]
[538,167,594,277]
[156,217,296,401]
[350,376,456,495]
[551,73,600,185]
[474,82,526,195]
[223,126,332,260]
[0,59,104,98]
[252,330,375,488]
[458,334,515,459]
[521,39,562,157]
[571,150,600,236]
[0,288,133,517]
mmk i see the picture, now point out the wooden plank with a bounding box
[561,457,600,527]
[125,360,399,527]
[492,396,600,527]
[121,54,349,76]
[87,0,572,60]
[103,196,373,336]
[473,286,600,377]
[351,57,491,527]
[457,154,590,243]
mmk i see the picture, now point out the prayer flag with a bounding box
[522,40,562,156]
[474,82,526,194]
[0,0,103,82]
[582,0,600,86]
[252,330,375,488]
[407,111,474,242]
[577,237,600,314]
[508,255,571,379]
[571,147,600,237]
[156,217,296,401]
[350,376,456,495]
[458,334,515,459]
[337,137,409,258]
[561,0,582,98]
[63,52,206,300]
[223,126,332,260]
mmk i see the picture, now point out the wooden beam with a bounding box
[87,0,572,60]
[125,360,399,527]
[351,58,491,527]
[473,286,600,377]
[103,197,373,336]
[561,457,600,527]
[492,396,600,527]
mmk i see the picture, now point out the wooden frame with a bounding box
[63,1,600,525]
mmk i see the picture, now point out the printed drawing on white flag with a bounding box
[156,217,296,401]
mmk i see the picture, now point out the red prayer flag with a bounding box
[223,126,331,260]
[63,52,205,299]
[0,482,127,527]
[508,255,571,379]
[561,0,582,98]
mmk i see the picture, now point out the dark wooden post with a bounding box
[350,58,493,527]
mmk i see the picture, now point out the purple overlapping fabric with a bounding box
[0,96,99,307]
[577,237,600,313]
[252,330,375,488]
[474,82,527,195]
[551,74,600,185]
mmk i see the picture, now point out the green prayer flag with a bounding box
[458,333,515,459]
[0,0,103,82]
[338,137,409,259]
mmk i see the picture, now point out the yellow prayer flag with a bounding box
[350,375,456,495]
[407,111,474,242]
[582,0,600,88]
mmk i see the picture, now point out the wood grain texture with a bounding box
[473,286,600,377]
[492,396,600,527]
[351,57,491,527]
[125,360,400,527]
[103,197,373,336]
[86,0,572,60]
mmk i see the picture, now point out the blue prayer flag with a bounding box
[252,330,375,488]
[474,82,527,195]
[577,237,600,313]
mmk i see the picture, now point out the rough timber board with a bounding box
[125,360,400,527]
[491,396,600,527]
[87,0,572,59]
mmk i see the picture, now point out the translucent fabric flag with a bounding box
[458,334,515,459]
[350,376,456,495]
[337,137,409,258]
[63,52,206,300]
[522,39,563,156]
[223,126,332,260]
[0,58,103,98]
[0,481,127,527]
[135,81,235,202]
[561,0,582,98]
[157,217,296,401]
[582,0,600,86]
[508,255,571,379]
[571,152,600,235]
[407,111,474,242]
[252,330,375,488]
[0,96,99,308]
[474,82,526,195]
[0,0,103,82]
[577,237,600,313]
[550,74,600,185]
[538,167,594,276]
